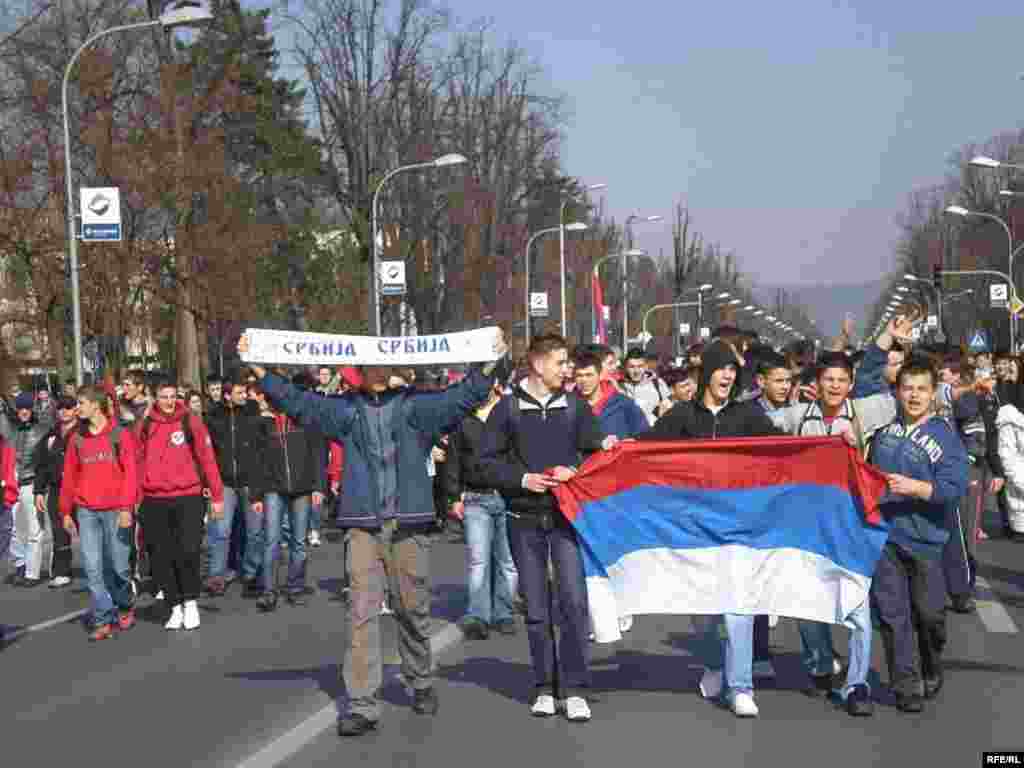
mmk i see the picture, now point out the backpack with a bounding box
[75,422,126,471]
[139,412,207,488]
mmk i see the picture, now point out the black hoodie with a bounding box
[639,340,782,440]
[206,399,263,488]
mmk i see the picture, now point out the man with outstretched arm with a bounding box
[237,329,510,738]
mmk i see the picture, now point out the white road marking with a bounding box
[2,607,90,645]
[235,620,466,768]
[974,576,1020,634]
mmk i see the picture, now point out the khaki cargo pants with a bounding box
[343,520,433,721]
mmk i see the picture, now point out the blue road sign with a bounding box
[82,223,121,241]
[968,330,989,352]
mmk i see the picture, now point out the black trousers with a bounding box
[140,495,205,606]
[46,492,72,578]
[871,541,947,695]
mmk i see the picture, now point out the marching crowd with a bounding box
[3,313,1024,736]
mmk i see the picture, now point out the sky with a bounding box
[416,0,1024,289]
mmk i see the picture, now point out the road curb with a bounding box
[234,616,466,768]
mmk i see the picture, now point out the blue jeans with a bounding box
[206,486,247,579]
[243,499,265,582]
[463,492,518,624]
[693,614,754,695]
[263,493,310,594]
[0,504,12,568]
[797,600,873,696]
[507,515,591,698]
[78,507,133,625]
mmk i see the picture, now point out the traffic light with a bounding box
[933,264,943,290]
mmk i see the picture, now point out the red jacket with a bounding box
[136,404,224,503]
[0,439,16,507]
[58,420,139,518]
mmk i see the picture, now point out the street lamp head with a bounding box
[743,304,756,310]
[586,183,608,191]
[716,291,731,299]
[159,0,214,27]
[728,298,742,306]
[945,204,970,217]
[698,283,713,291]
[624,248,646,257]
[565,222,589,232]
[1000,189,1024,197]
[969,155,1001,169]
[432,153,468,167]
[642,215,663,222]
[903,273,920,282]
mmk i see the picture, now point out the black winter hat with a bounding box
[699,341,740,391]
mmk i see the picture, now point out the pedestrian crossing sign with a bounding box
[968,330,989,352]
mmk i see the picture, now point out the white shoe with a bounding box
[699,667,724,699]
[165,604,184,630]
[381,599,393,615]
[183,600,200,630]
[48,576,71,588]
[768,614,779,629]
[731,692,759,718]
[155,590,165,601]
[752,659,776,679]
[833,656,843,676]
[564,696,591,722]
[618,615,634,633]
[530,694,556,717]
[308,530,321,548]
[588,632,595,642]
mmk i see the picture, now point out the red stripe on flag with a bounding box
[553,437,888,526]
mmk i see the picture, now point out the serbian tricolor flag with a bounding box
[553,437,890,643]
[592,273,607,343]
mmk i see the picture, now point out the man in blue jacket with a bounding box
[238,330,509,737]
[869,356,968,713]
[573,348,649,439]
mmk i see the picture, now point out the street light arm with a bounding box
[641,301,701,346]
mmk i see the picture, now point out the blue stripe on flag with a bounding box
[571,483,890,580]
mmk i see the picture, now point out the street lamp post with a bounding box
[641,301,700,350]
[622,214,662,350]
[62,1,214,385]
[524,223,587,342]
[370,153,467,336]
[944,206,1016,351]
[559,182,606,336]
[592,249,645,344]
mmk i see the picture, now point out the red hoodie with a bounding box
[0,438,16,507]
[58,420,139,518]
[327,440,344,490]
[137,403,224,503]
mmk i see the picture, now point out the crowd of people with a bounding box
[2,314,1023,735]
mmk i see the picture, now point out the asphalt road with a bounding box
[4,524,1024,768]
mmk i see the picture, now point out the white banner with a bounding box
[241,326,501,366]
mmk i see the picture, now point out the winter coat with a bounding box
[996,404,1024,533]
[206,400,263,488]
[591,387,649,439]
[258,363,500,528]
[477,385,606,520]
[250,412,327,501]
[621,376,670,426]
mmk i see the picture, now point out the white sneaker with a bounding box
[308,530,321,548]
[768,614,779,629]
[752,659,776,679]
[618,615,634,633]
[833,656,843,676]
[381,599,393,615]
[564,696,591,722]
[588,632,595,642]
[731,691,759,718]
[165,604,184,630]
[699,667,724,699]
[48,576,71,588]
[183,600,200,630]
[530,694,556,717]
[155,590,165,601]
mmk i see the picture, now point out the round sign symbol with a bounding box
[88,194,111,216]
